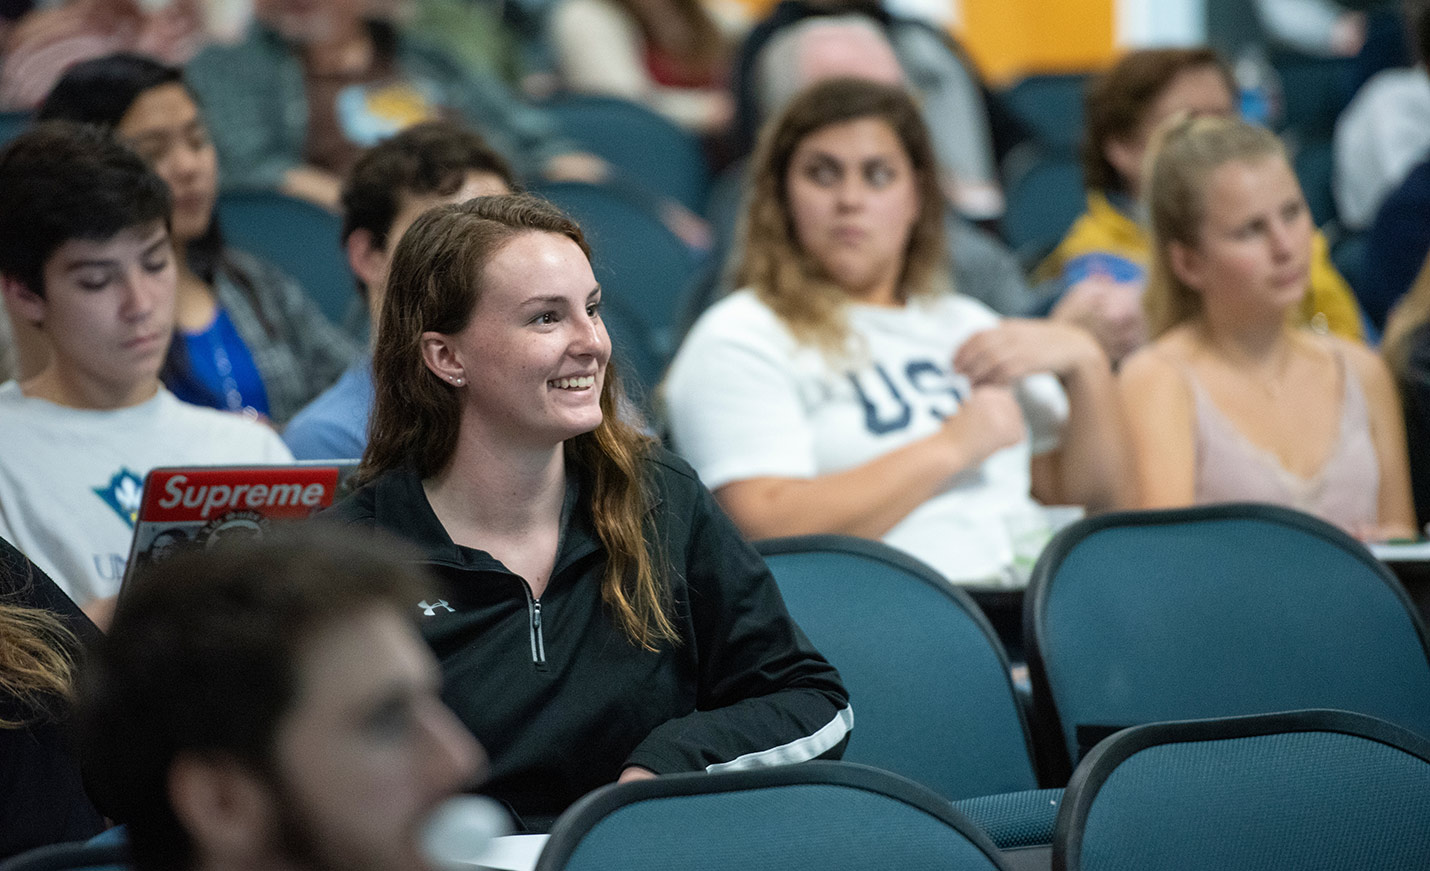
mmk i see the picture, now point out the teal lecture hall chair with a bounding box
[1025,502,1430,780]
[1054,709,1430,871]
[535,761,1011,871]
[755,535,1041,800]
[214,189,357,329]
[540,93,712,213]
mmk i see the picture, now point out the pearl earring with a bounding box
[450,375,464,385]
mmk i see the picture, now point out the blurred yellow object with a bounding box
[957,0,1116,84]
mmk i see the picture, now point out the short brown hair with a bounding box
[341,120,515,250]
[1082,48,1235,194]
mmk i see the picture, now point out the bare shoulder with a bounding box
[1118,334,1192,398]
[1323,333,1397,397]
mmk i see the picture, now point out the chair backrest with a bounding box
[1056,709,1430,871]
[1026,503,1430,777]
[594,292,664,413]
[536,761,1011,871]
[214,189,356,326]
[755,535,1040,799]
[1001,154,1085,268]
[999,74,1090,156]
[0,841,128,871]
[953,788,1063,871]
[542,94,711,212]
[1292,135,1336,227]
[531,180,702,361]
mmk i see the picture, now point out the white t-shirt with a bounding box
[0,382,294,605]
[1333,67,1430,231]
[663,289,1067,586]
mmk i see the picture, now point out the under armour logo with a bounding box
[418,599,455,616]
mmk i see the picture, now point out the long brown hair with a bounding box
[360,194,677,649]
[1081,47,1235,195]
[736,78,946,356]
[1143,114,1290,338]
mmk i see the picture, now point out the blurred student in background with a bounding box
[284,120,515,460]
[0,122,291,617]
[549,0,736,138]
[1119,115,1413,539]
[185,0,604,210]
[77,527,484,871]
[1382,251,1430,533]
[1037,48,1363,364]
[38,53,360,423]
[666,79,1129,588]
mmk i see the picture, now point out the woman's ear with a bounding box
[1167,239,1205,294]
[419,332,466,387]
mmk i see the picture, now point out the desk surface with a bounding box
[466,834,549,871]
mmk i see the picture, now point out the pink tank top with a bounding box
[1176,349,1380,534]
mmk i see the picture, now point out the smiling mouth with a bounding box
[549,375,596,390]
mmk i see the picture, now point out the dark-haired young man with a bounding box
[77,526,484,871]
[0,122,291,616]
[283,120,513,460]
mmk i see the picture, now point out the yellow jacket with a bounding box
[1036,192,1364,341]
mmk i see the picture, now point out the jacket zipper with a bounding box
[523,582,548,670]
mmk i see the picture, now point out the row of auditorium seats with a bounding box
[7,709,1429,871]
[756,502,1430,799]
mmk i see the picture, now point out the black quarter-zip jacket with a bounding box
[325,448,852,826]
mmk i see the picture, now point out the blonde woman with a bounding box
[1119,115,1414,539]
[664,79,1130,587]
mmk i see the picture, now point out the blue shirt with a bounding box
[282,358,373,460]
[167,309,271,417]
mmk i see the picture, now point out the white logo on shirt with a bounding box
[419,599,455,616]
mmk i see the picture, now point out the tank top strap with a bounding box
[1329,342,1370,436]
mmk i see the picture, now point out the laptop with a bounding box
[121,463,358,590]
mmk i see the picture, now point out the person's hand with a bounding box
[617,766,657,784]
[1049,276,1146,364]
[940,384,1026,466]
[954,318,1104,386]
[542,152,610,185]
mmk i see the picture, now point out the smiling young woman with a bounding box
[326,193,851,830]
[1119,114,1415,540]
